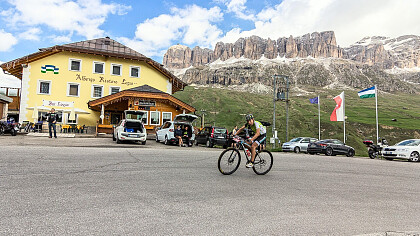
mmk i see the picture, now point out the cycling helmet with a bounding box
[245,114,254,121]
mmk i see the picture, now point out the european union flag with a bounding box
[309,97,318,104]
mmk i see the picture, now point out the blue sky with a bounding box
[1,0,420,65]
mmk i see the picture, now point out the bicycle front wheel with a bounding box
[253,150,273,175]
[218,148,241,175]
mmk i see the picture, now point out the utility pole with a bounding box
[285,76,289,142]
[272,75,290,147]
[200,110,206,128]
[272,76,277,149]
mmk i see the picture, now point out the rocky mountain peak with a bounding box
[163,44,192,69]
[345,34,420,69]
[163,31,343,69]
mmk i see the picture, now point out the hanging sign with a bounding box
[134,99,155,107]
[43,100,74,108]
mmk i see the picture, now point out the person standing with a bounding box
[46,108,58,138]
[231,125,238,135]
[231,125,238,147]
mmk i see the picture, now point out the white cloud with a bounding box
[3,0,131,39]
[18,27,42,41]
[117,37,162,58]
[121,4,223,58]
[224,0,255,20]
[0,29,18,51]
[48,33,73,44]
[217,0,420,47]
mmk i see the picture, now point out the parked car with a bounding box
[113,110,147,145]
[195,126,229,148]
[156,114,197,146]
[282,137,318,153]
[307,139,355,157]
[382,139,420,162]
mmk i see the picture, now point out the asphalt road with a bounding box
[1,136,420,235]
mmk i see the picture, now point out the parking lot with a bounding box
[1,135,420,235]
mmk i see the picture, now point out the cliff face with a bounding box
[164,32,420,70]
[163,32,420,94]
[164,31,343,69]
[162,45,192,69]
[344,35,420,69]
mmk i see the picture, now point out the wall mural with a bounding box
[41,65,59,74]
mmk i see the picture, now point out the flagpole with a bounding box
[318,95,320,140]
[343,92,346,143]
[375,85,379,144]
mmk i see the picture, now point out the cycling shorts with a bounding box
[253,134,266,146]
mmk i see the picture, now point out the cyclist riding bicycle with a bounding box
[233,114,266,168]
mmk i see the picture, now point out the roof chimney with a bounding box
[104,37,111,45]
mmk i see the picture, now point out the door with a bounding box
[332,140,346,154]
[199,127,210,144]
[124,110,146,120]
[174,114,198,123]
[204,127,211,143]
[196,128,205,144]
[300,138,310,152]
[158,122,170,141]
[111,113,122,125]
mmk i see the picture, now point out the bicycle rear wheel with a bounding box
[253,150,273,175]
[218,148,241,175]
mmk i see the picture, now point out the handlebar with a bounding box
[231,135,251,146]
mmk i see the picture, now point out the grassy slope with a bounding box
[174,86,420,155]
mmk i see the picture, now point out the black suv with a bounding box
[195,126,229,148]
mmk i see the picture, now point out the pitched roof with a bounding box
[0,37,186,93]
[0,94,13,103]
[127,85,165,93]
[52,37,148,59]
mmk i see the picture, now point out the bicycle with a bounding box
[23,122,34,133]
[218,135,273,175]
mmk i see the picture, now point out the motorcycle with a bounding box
[363,138,389,159]
[0,118,19,136]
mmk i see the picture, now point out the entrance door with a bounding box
[111,113,122,125]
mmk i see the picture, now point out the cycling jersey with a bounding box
[247,120,266,135]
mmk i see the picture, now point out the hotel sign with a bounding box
[134,99,155,107]
[76,74,137,86]
[43,100,73,108]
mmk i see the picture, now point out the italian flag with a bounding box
[358,86,376,98]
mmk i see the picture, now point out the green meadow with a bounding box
[174,86,420,156]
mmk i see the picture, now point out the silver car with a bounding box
[282,137,318,153]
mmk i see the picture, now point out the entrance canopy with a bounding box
[88,85,195,113]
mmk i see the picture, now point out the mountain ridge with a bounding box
[164,31,420,70]
[163,31,420,93]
